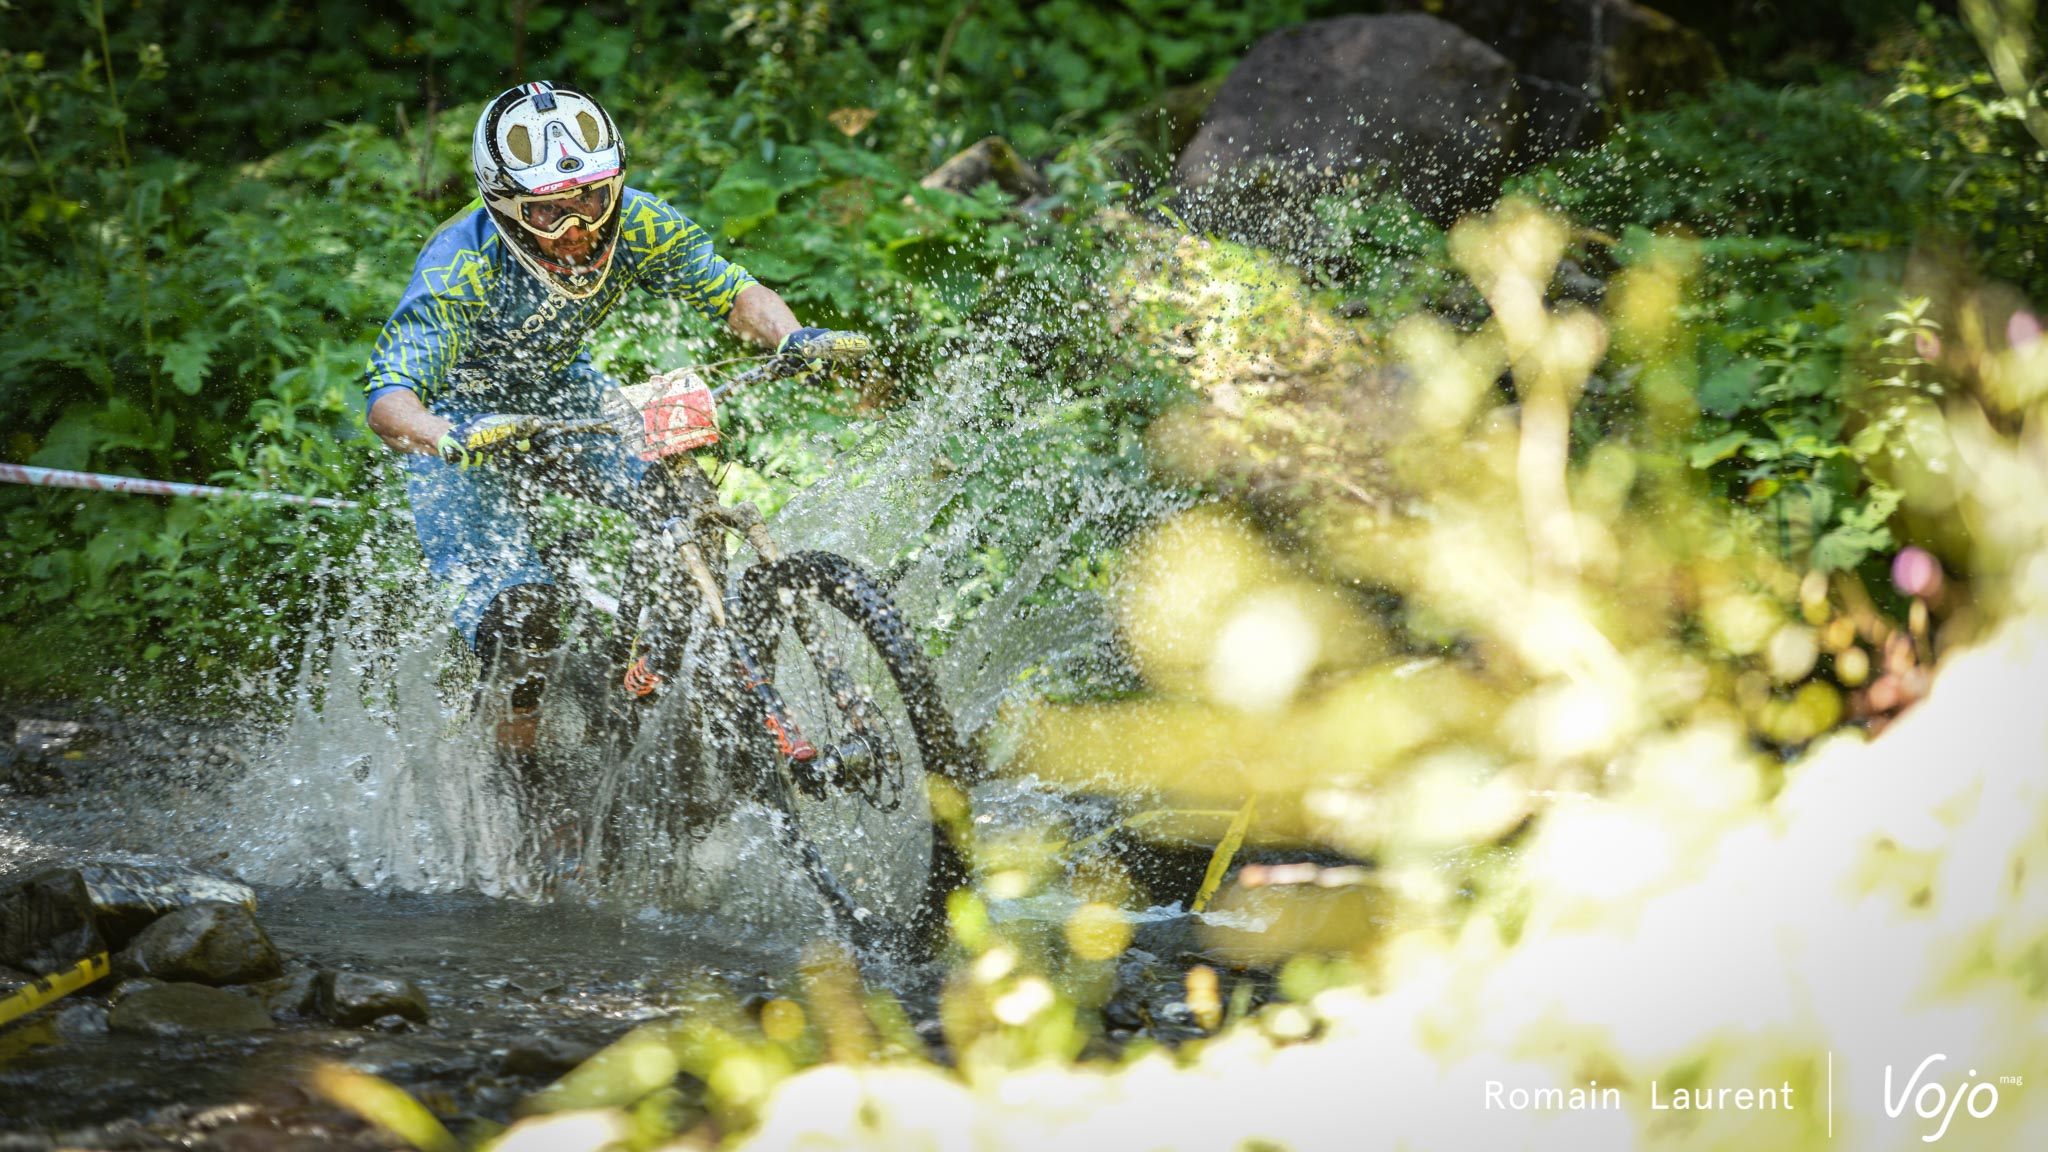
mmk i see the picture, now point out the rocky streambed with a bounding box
[0,876,783,1147]
[0,715,1293,1148]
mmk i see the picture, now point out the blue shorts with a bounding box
[399,364,651,646]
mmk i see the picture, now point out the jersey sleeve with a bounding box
[363,219,496,408]
[619,192,759,322]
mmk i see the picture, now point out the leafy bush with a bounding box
[0,0,1353,707]
[1491,20,2045,580]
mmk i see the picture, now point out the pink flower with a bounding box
[1891,546,1943,598]
[2010,310,2042,352]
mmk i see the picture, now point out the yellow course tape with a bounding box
[1190,798,1256,914]
[0,952,110,1029]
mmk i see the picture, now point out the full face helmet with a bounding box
[472,81,626,299]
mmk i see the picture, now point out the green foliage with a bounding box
[2,0,2041,708]
[0,43,435,703]
[1498,23,2045,574]
[0,0,1334,707]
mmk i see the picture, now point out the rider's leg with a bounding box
[399,449,559,761]
[473,582,569,758]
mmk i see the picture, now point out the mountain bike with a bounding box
[488,337,976,960]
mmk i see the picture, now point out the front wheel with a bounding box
[737,552,977,957]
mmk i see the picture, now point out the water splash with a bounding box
[168,344,1179,923]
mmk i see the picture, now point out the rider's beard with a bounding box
[539,227,598,267]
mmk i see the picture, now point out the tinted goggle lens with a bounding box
[520,182,612,233]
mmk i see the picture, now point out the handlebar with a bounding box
[512,333,873,455]
[714,331,874,400]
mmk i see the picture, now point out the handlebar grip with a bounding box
[814,331,873,363]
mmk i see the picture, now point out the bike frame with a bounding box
[517,348,905,952]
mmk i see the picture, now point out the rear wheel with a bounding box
[737,551,977,957]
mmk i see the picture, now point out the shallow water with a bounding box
[0,882,780,1133]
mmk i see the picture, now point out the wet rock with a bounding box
[107,982,274,1035]
[252,966,323,1019]
[1101,948,1166,1031]
[116,901,282,985]
[501,1033,600,1079]
[76,862,259,947]
[1174,14,1519,233]
[317,970,429,1027]
[0,868,107,976]
[919,136,1051,203]
[109,976,164,1004]
[506,976,566,998]
[53,1000,110,1037]
[13,718,84,757]
[0,963,34,994]
[1100,997,1147,1031]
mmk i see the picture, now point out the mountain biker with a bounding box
[362,80,855,767]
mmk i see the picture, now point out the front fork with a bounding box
[629,492,871,794]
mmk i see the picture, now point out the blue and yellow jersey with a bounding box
[364,188,756,412]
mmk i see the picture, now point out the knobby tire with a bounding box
[738,551,979,961]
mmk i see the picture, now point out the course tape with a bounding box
[0,463,359,510]
[0,952,111,1029]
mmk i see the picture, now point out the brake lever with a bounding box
[710,337,872,401]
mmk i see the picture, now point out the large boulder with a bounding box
[107,982,274,1036]
[0,869,106,976]
[115,901,281,985]
[1174,14,1519,233]
[1387,0,1723,153]
[74,862,258,947]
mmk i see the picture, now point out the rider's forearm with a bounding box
[727,283,802,351]
[367,388,454,455]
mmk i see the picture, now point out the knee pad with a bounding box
[476,584,568,710]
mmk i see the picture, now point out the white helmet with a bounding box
[472,81,626,299]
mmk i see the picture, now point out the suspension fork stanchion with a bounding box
[676,539,819,765]
[726,503,881,772]
[728,502,782,566]
[676,542,880,952]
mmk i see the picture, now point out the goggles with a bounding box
[510,176,620,239]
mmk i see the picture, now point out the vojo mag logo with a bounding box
[1884,1054,2021,1143]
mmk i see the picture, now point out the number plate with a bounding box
[612,371,720,460]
